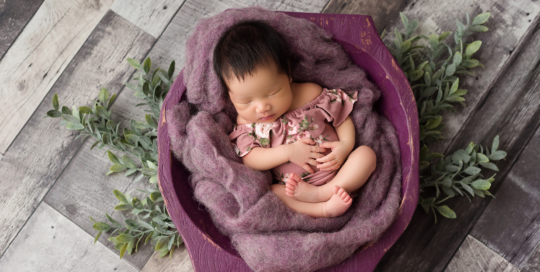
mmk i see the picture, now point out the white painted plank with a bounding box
[141,245,194,272]
[0,0,114,153]
[0,203,137,272]
[111,0,186,38]
[446,235,519,272]
[0,10,155,258]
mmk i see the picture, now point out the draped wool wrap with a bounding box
[166,6,402,272]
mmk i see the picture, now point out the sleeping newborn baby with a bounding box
[213,20,377,218]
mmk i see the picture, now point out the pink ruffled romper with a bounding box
[229,88,358,186]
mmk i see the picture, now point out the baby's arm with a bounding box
[335,116,356,153]
[242,145,290,171]
[242,137,323,173]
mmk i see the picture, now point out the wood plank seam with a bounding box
[0,137,88,260]
[441,12,540,271]
[0,1,46,63]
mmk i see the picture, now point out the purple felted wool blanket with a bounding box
[166,6,402,272]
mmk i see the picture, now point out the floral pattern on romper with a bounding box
[229,88,358,186]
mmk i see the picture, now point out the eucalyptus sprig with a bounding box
[384,12,508,222]
[46,57,181,258]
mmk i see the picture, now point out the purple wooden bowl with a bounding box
[157,12,419,272]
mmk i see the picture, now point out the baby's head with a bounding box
[213,20,294,124]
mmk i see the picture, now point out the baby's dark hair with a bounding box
[213,20,293,90]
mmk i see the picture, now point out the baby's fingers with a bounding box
[301,163,315,174]
[316,153,334,163]
[299,137,316,145]
[317,159,338,171]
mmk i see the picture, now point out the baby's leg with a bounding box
[271,184,352,218]
[286,145,377,202]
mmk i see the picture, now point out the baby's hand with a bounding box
[316,140,354,171]
[287,138,327,174]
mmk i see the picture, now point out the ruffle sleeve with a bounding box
[316,88,358,127]
[229,122,273,157]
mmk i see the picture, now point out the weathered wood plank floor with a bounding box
[0,0,539,271]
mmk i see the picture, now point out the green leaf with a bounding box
[114,204,132,210]
[476,153,489,163]
[445,164,460,173]
[465,41,482,56]
[471,179,491,190]
[125,82,142,92]
[52,93,59,111]
[113,189,129,204]
[400,12,409,29]
[145,114,157,129]
[442,177,452,188]
[99,88,109,104]
[450,78,459,95]
[436,205,456,218]
[138,220,154,230]
[93,222,111,232]
[93,231,102,244]
[120,243,128,259]
[95,105,109,119]
[127,58,142,70]
[155,236,168,251]
[150,191,161,201]
[461,183,475,196]
[149,176,158,184]
[132,198,144,209]
[61,106,72,115]
[122,155,137,169]
[47,110,62,118]
[79,106,93,115]
[472,12,490,25]
[463,166,481,175]
[147,160,158,170]
[108,94,117,109]
[168,61,175,79]
[469,25,489,32]
[438,31,451,41]
[143,58,151,75]
[479,162,499,171]
[108,151,121,164]
[430,33,439,50]
[66,122,85,130]
[421,87,438,97]
[168,235,176,251]
[110,164,127,173]
[401,40,411,52]
[425,116,442,130]
[491,135,499,153]
[488,150,507,161]
[445,64,456,77]
[124,168,137,177]
[453,52,462,66]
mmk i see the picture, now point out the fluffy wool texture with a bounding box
[166,6,402,272]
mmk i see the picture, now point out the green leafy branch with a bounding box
[383,12,508,222]
[46,57,180,258]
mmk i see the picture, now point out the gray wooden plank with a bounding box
[376,9,540,272]
[523,242,540,272]
[470,117,540,268]
[145,0,330,79]
[0,0,114,153]
[140,242,194,272]
[0,0,44,62]
[111,0,186,38]
[0,202,137,272]
[0,9,155,258]
[445,235,519,272]
[322,0,410,34]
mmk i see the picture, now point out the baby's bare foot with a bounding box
[321,186,353,217]
[285,174,324,203]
